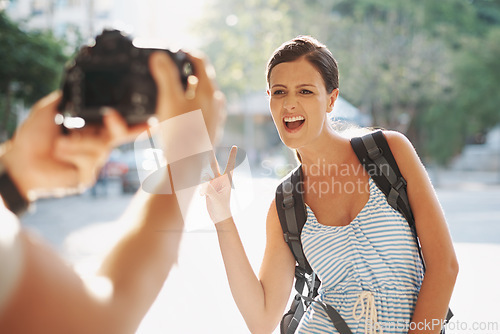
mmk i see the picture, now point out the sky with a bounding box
[110,0,208,50]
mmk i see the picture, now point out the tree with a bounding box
[194,0,500,164]
[0,12,68,140]
[424,26,500,163]
[417,0,500,163]
[194,0,294,100]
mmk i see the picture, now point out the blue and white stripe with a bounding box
[297,177,424,333]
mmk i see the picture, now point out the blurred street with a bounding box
[21,171,500,334]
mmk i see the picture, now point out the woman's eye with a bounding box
[273,90,285,95]
[300,89,313,94]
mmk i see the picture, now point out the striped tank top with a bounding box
[297,177,424,334]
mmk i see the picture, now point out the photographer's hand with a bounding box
[0,92,148,201]
[0,46,228,334]
[95,51,227,331]
[149,51,225,145]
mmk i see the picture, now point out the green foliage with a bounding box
[195,0,500,164]
[0,12,69,139]
[195,0,293,99]
[457,28,500,130]
[421,9,500,163]
[323,2,454,132]
[426,26,500,163]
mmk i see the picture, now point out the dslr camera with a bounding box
[57,29,193,126]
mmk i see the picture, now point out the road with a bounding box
[21,174,500,334]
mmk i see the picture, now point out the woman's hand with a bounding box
[201,146,238,224]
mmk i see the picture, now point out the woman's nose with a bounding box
[283,96,296,111]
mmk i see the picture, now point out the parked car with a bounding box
[119,148,167,194]
[119,150,140,193]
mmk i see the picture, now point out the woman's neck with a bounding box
[297,129,351,179]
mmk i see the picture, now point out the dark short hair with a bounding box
[266,36,339,93]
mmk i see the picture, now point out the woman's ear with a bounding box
[327,88,339,113]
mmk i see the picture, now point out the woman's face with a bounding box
[267,57,338,150]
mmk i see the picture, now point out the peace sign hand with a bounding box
[201,146,238,224]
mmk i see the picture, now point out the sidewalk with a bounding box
[429,168,500,190]
[450,243,500,333]
[21,174,500,333]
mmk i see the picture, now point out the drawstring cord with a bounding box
[353,291,383,334]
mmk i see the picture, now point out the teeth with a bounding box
[284,115,305,122]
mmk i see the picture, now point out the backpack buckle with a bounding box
[367,147,383,160]
[282,195,295,209]
[294,266,306,279]
[394,177,407,191]
[284,232,300,243]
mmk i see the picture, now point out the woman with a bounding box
[203,36,458,333]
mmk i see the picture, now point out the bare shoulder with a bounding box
[261,198,296,276]
[383,130,420,160]
[382,130,425,178]
[268,197,278,212]
[383,130,415,154]
[266,198,280,230]
[264,198,290,250]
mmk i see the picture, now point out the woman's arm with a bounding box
[385,131,459,334]
[203,155,296,333]
[214,201,296,333]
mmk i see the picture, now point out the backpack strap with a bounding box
[276,166,314,295]
[350,130,453,324]
[276,166,353,334]
[300,296,353,334]
[350,130,415,229]
[275,165,311,275]
[351,130,422,260]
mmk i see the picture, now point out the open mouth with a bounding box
[283,115,305,131]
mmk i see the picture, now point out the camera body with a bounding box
[57,29,193,125]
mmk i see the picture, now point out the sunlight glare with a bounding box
[122,0,208,49]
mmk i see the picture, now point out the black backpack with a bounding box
[275,130,453,334]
